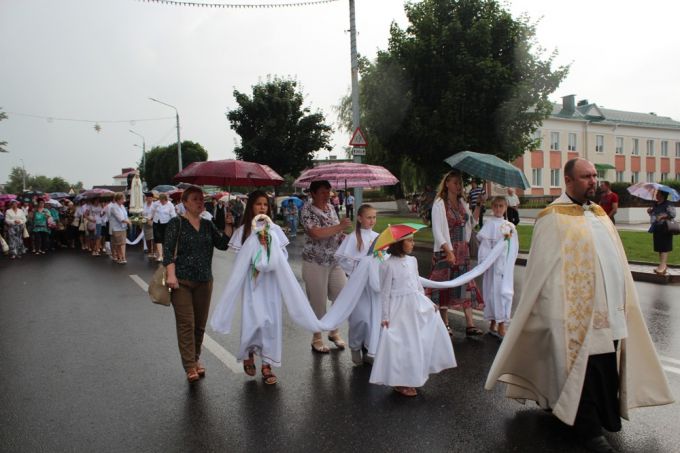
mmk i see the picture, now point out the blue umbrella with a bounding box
[151,185,177,193]
[283,196,304,209]
[627,182,680,202]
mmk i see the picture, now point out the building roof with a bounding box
[113,169,137,179]
[550,101,680,130]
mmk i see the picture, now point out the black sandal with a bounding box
[466,326,483,336]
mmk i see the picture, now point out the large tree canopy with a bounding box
[141,140,208,188]
[227,77,333,178]
[343,0,568,184]
[3,166,82,194]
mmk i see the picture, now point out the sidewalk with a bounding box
[370,201,678,284]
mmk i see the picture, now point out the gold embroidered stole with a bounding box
[537,203,607,372]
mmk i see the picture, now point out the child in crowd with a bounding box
[369,233,457,397]
[334,204,379,365]
[476,196,519,339]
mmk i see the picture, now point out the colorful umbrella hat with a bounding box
[371,223,428,252]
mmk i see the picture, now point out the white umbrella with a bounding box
[129,174,144,214]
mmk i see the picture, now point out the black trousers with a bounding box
[573,342,622,439]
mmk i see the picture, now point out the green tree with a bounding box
[4,166,79,193]
[339,0,568,185]
[48,176,70,193]
[4,166,27,193]
[141,140,208,189]
[227,77,333,180]
[0,108,7,153]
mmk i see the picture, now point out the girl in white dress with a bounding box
[369,236,457,397]
[477,197,518,339]
[334,205,379,365]
[216,190,289,385]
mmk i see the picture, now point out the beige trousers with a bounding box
[302,260,347,327]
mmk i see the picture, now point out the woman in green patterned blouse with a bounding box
[164,186,233,383]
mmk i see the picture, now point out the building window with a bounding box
[646,172,655,182]
[532,168,542,186]
[661,141,668,157]
[660,172,669,181]
[550,169,560,187]
[631,172,639,183]
[595,135,604,153]
[532,129,542,150]
[550,132,560,151]
[646,139,654,156]
[615,137,624,154]
[615,171,625,182]
[676,142,680,157]
[568,133,577,151]
[632,138,639,155]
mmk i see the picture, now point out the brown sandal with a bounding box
[261,365,277,385]
[393,386,417,397]
[196,362,206,378]
[243,353,256,376]
[311,339,330,354]
[328,334,346,350]
[186,367,200,383]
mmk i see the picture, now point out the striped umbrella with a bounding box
[370,223,428,253]
[293,162,398,189]
[444,151,530,189]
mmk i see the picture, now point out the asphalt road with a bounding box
[1,240,678,453]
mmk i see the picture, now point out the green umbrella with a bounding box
[444,151,530,189]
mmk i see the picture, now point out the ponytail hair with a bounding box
[355,204,375,252]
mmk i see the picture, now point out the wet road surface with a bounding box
[0,239,678,452]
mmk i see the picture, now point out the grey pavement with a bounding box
[1,243,679,453]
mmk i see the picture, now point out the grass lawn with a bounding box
[375,215,679,265]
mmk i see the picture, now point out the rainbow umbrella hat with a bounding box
[371,223,428,252]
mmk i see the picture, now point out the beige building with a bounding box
[514,95,680,196]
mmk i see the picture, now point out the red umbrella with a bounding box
[293,162,398,189]
[173,159,284,187]
[80,188,116,200]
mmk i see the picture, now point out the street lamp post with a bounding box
[19,158,26,191]
[148,97,182,172]
[129,130,146,175]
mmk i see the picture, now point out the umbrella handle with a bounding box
[251,214,273,231]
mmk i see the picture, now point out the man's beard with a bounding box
[584,188,597,202]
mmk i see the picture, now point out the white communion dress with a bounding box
[334,228,380,354]
[369,255,457,388]
[210,222,322,367]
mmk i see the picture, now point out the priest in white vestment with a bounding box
[485,158,673,453]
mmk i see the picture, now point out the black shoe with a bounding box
[584,435,618,453]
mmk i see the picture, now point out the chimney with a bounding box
[561,94,576,114]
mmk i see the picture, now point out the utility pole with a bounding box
[19,158,26,191]
[129,130,146,175]
[349,0,363,208]
[149,97,182,172]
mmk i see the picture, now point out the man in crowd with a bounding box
[599,181,619,224]
[485,158,673,453]
[468,180,486,227]
[344,191,355,220]
[505,187,520,225]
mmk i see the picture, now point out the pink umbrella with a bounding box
[293,162,399,189]
[173,159,284,187]
[80,188,116,200]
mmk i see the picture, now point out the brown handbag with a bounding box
[148,218,182,306]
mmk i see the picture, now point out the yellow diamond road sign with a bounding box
[349,127,367,147]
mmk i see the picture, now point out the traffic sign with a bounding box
[349,127,367,147]
[352,147,366,156]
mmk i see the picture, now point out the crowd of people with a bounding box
[1,157,675,453]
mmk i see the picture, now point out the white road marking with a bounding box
[129,274,240,374]
[663,365,680,376]
[659,355,680,366]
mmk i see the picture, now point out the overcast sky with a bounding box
[1,0,679,189]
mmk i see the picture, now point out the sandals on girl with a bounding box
[327,334,346,350]
[261,365,277,385]
[393,386,417,397]
[243,353,256,376]
[311,339,330,354]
